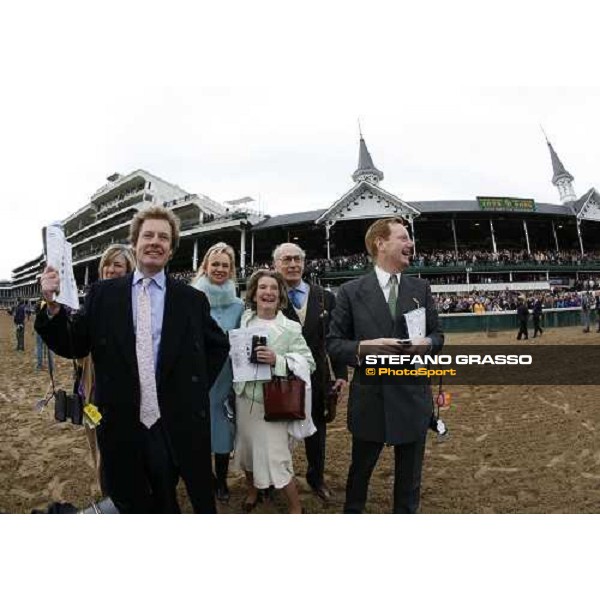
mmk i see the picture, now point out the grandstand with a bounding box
[248,136,600,294]
[3,170,262,307]
[3,135,600,318]
[0,280,13,309]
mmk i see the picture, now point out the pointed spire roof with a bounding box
[545,137,573,185]
[352,135,384,183]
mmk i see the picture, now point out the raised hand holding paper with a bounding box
[44,225,79,311]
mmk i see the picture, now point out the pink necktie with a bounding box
[136,278,160,428]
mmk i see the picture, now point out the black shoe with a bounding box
[310,483,334,503]
[215,480,230,504]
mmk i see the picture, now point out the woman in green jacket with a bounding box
[233,270,315,513]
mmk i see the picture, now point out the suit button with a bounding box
[199,410,207,419]
[191,376,199,383]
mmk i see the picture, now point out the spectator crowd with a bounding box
[237,248,600,281]
[410,249,600,268]
[432,289,592,314]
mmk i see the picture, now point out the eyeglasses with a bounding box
[278,255,304,265]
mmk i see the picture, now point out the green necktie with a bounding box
[388,274,398,318]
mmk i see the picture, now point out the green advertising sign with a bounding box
[477,197,536,212]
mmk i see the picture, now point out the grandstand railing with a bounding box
[439,307,587,333]
[431,282,551,293]
[314,261,600,281]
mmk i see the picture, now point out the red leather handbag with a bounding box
[263,375,306,421]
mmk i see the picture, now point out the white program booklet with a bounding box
[229,326,272,383]
[45,224,80,311]
[404,307,426,340]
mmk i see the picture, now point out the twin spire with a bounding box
[351,127,578,204]
[543,129,574,186]
[352,135,384,184]
[543,129,577,204]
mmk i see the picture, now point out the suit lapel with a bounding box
[356,271,394,336]
[303,285,320,341]
[158,277,187,385]
[395,275,418,338]
[282,283,319,340]
[397,274,418,316]
[113,274,137,376]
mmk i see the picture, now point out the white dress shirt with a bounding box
[374,265,401,302]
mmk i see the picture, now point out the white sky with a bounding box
[1,0,599,279]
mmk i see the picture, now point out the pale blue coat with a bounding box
[192,277,243,453]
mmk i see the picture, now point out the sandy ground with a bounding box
[1,311,600,514]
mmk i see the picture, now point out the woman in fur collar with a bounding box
[192,243,243,503]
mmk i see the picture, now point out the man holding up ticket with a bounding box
[327,217,444,513]
[35,207,229,513]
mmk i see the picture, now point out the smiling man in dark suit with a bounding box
[35,206,230,513]
[327,217,443,513]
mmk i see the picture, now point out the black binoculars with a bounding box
[250,335,267,364]
[54,390,84,425]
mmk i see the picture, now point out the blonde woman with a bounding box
[80,244,136,493]
[191,243,243,503]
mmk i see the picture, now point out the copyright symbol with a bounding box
[366,368,376,376]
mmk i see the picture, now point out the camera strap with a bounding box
[35,337,65,413]
[35,311,81,414]
[65,316,82,397]
[43,313,80,390]
[47,340,58,396]
[36,351,58,412]
[33,300,60,412]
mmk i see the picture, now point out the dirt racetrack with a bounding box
[1,311,600,514]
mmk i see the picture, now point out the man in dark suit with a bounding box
[274,242,348,502]
[327,217,444,513]
[516,297,529,340]
[532,296,543,338]
[581,292,592,333]
[13,298,27,351]
[35,206,229,513]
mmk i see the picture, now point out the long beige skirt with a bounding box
[232,393,294,490]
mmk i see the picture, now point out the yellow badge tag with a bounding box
[83,403,102,427]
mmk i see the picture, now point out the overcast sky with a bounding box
[1,0,599,279]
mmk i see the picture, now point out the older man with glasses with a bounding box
[273,243,348,502]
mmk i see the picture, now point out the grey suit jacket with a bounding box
[327,270,444,444]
